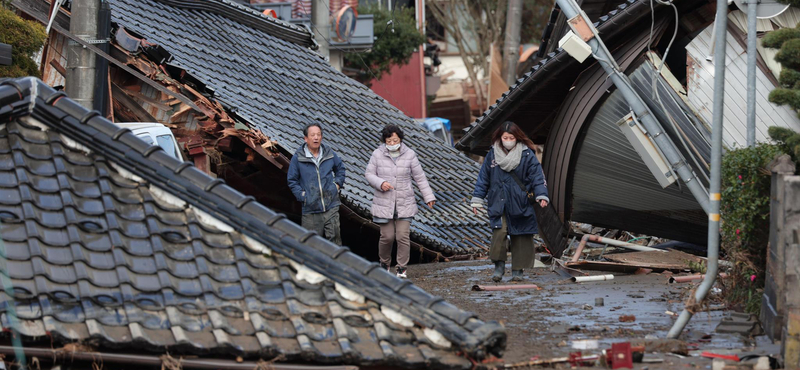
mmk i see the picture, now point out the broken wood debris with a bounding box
[472,284,541,291]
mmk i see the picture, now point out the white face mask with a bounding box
[387,143,401,152]
[502,140,517,150]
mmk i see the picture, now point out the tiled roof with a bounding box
[455,0,645,153]
[107,0,490,256]
[0,78,505,368]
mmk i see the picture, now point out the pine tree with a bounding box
[762,22,800,163]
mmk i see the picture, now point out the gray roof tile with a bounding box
[100,0,490,256]
[0,78,505,368]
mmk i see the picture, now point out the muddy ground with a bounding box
[408,259,779,369]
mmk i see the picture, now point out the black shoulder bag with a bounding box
[509,171,538,206]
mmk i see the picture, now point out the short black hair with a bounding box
[380,124,404,142]
[303,123,322,137]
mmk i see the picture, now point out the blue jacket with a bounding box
[287,144,346,214]
[472,147,549,235]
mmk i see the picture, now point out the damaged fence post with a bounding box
[571,234,661,262]
[667,0,727,339]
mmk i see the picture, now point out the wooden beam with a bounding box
[111,82,158,122]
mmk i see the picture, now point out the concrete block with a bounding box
[785,312,800,369]
[784,336,800,369]
[786,268,800,308]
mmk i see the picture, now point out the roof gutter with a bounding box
[0,345,358,370]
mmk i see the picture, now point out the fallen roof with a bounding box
[456,0,660,154]
[93,0,489,257]
[0,77,505,368]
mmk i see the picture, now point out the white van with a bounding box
[115,122,182,160]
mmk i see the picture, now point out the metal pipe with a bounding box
[572,274,614,282]
[472,284,540,291]
[746,0,758,147]
[553,0,711,215]
[0,345,358,370]
[669,273,729,283]
[571,234,662,262]
[667,0,727,339]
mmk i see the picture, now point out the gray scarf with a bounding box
[493,142,524,172]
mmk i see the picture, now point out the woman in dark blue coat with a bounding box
[471,122,549,282]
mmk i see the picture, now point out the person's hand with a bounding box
[381,182,394,191]
[472,207,479,215]
[427,201,435,209]
[539,200,548,208]
[336,184,340,191]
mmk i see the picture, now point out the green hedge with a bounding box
[0,6,47,78]
[720,144,784,313]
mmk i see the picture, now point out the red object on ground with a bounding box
[619,315,636,322]
[610,342,633,369]
[568,352,584,366]
[701,352,741,362]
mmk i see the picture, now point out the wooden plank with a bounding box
[111,82,158,122]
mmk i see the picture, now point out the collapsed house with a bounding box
[0,77,505,369]
[456,0,800,254]
[13,0,491,260]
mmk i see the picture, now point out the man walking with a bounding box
[287,123,346,245]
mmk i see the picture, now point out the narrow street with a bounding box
[410,260,779,368]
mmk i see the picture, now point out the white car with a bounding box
[115,122,182,160]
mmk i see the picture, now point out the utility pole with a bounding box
[503,0,523,86]
[312,0,330,62]
[746,0,758,147]
[66,0,100,109]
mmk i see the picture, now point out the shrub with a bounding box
[0,6,47,78]
[769,126,800,164]
[343,4,425,84]
[720,144,785,313]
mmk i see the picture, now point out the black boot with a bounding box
[492,261,505,282]
[511,269,524,281]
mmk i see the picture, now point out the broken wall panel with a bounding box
[570,67,708,244]
[41,33,67,87]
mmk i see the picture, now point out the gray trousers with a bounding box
[489,216,535,270]
[301,206,341,245]
[378,220,411,268]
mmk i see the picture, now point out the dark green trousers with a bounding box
[489,216,535,270]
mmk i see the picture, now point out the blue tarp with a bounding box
[417,117,453,145]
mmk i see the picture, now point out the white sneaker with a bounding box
[396,267,407,279]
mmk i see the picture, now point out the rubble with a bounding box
[716,312,764,336]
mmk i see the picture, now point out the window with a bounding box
[157,134,180,159]
[137,134,154,145]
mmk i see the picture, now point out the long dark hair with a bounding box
[491,121,536,150]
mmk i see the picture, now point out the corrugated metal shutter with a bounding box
[570,61,707,244]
